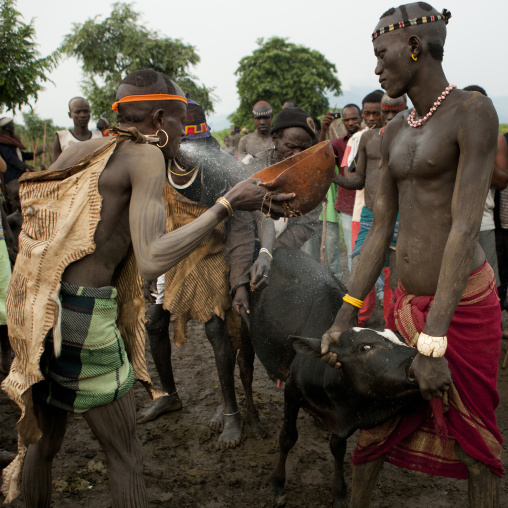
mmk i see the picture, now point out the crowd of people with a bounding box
[0,2,506,507]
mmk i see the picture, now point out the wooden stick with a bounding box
[320,201,327,267]
[42,121,47,167]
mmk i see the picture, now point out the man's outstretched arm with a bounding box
[128,147,293,280]
[333,134,368,190]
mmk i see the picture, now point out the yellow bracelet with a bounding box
[343,294,364,309]
[216,197,233,217]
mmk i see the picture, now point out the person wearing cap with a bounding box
[0,118,43,184]
[2,69,292,506]
[53,97,103,161]
[227,106,321,335]
[137,98,265,448]
[237,101,273,162]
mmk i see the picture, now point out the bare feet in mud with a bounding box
[217,413,243,449]
[209,404,224,432]
[209,405,243,448]
[137,393,183,424]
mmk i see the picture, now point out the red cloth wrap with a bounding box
[353,261,503,479]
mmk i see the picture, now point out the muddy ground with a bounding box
[1,300,508,507]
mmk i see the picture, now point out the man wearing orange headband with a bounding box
[2,69,293,507]
[322,3,502,506]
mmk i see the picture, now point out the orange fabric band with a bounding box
[111,94,187,111]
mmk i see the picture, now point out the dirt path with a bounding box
[1,307,507,507]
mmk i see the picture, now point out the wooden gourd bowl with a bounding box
[250,141,335,215]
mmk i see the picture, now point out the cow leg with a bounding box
[349,455,385,508]
[454,442,499,508]
[270,381,301,498]
[138,304,182,424]
[237,329,265,436]
[205,315,242,449]
[329,434,347,508]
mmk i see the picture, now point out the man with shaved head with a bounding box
[53,97,102,161]
[237,101,273,162]
[322,4,502,506]
[2,69,292,506]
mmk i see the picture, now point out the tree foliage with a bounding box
[60,3,214,122]
[0,0,57,112]
[230,37,341,130]
[16,112,63,167]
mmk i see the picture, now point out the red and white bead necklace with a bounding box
[407,83,457,128]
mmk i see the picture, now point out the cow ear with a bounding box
[291,336,322,358]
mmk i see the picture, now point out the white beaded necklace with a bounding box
[407,84,457,128]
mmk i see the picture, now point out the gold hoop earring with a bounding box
[411,53,418,61]
[156,129,168,148]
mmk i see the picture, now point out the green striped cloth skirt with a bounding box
[33,282,134,413]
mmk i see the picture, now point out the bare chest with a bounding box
[387,123,459,183]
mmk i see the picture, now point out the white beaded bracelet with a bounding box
[417,332,447,358]
[259,248,273,260]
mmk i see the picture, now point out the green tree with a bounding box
[16,112,63,167]
[60,2,214,122]
[0,0,57,112]
[230,37,341,130]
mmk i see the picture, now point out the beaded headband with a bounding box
[253,109,273,118]
[111,94,187,111]
[371,8,451,41]
[184,122,209,135]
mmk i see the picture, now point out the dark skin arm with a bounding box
[232,213,276,316]
[332,133,367,190]
[420,98,497,337]
[249,212,275,291]
[319,113,335,142]
[491,133,508,190]
[128,147,293,281]
[52,133,62,162]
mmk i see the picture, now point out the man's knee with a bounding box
[145,304,170,334]
[205,316,225,341]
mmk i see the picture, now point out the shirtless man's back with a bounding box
[3,70,292,507]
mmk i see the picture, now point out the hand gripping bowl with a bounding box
[250,141,335,216]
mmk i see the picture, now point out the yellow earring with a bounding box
[411,54,418,61]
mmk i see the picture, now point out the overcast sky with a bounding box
[12,0,508,129]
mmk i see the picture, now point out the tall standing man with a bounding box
[322,4,502,507]
[237,101,273,162]
[53,97,102,161]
